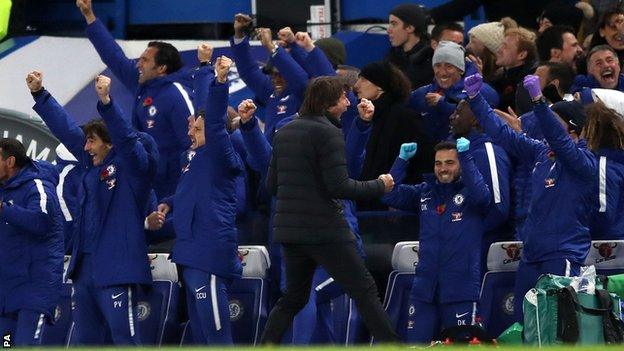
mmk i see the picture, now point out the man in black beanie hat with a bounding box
[386,3,434,90]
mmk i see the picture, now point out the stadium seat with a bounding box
[380,241,420,342]
[41,255,73,346]
[585,240,624,276]
[181,245,271,345]
[135,253,180,345]
[478,241,523,338]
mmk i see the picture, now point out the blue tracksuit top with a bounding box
[230,36,308,144]
[464,131,511,231]
[571,73,624,94]
[382,153,492,303]
[469,93,596,264]
[86,18,193,199]
[590,148,624,240]
[409,79,499,142]
[0,160,64,318]
[33,90,159,286]
[170,79,244,279]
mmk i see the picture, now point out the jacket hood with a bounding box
[3,159,58,190]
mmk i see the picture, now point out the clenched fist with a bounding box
[215,56,233,83]
[378,174,395,193]
[295,32,314,52]
[357,98,374,122]
[95,75,112,104]
[76,0,96,24]
[197,43,213,64]
[26,71,43,93]
[238,99,257,124]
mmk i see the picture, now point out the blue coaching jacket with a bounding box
[230,36,308,143]
[410,79,499,142]
[54,144,81,253]
[33,90,159,286]
[0,160,64,318]
[170,79,244,279]
[570,74,624,94]
[382,153,491,303]
[469,94,596,264]
[86,18,193,199]
[591,148,624,240]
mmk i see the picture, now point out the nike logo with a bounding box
[111,292,124,299]
[195,286,206,293]
[456,312,469,319]
[420,197,431,203]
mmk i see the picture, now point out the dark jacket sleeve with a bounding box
[1,183,56,238]
[192,65,216,114]
[305,46,336,77]
[458,151,492,209]
[205,79,242,171]
[266,151,278,196]
[97,98,152,176]
[85,18,139,93]
[230,36,273,105]
[272,46,309,100]
[316,124,385,200]
[32,90,87,165]
[345,117,372,178]
[533,101,596,181]
[240,116,273,174]
[469,93,541,162]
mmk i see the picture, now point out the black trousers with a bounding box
[260,240,399,344]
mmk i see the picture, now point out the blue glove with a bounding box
[399,142,418,160]
[464,73,483,98]
[456,137,470,153]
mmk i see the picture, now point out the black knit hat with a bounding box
[315,37,347,69]
[359,61,392,92]
[551,100,587,134]
[540,4,584,34]
[389,3,428,37]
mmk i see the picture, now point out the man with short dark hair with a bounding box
[27,71,159,345]
[430,22,465,50]
[386,3,434,89]
[76,0,193,199]
[0,138,64,346]
[536,25,583,71]
[382,138,492,343]
[571,45,624,93]
[260,76,399,344]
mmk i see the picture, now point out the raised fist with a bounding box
[197,43,213,64]
[237,99,257,124]
[294,32,314,52]
[399,142,418,160]
[464,73,483,98]
[234,13,252,38]
[215,56,233,83]
[95,75,112,104]
[26,71,43,93]
[278,27,295,44]
[257,28,276,53]
[523,75,542,100]
[357,98,374,122]
[76,0,96,24]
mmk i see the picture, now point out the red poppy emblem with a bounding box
[143,96,153,106]
[436,204,446,215]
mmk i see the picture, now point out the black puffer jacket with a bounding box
[267,114,385,244]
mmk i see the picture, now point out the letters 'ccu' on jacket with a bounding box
[267,114,386,244]
[410,79,499,142]
[33,90,159,286]
[0,160,64,318]
[86,18,193,199]
[230,36,308,144]
[469,94,596,264]
[168,81,244,279]
[382,154,491,303]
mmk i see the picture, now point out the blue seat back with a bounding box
[479,241,522,338]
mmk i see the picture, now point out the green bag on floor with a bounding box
[607,273,624,298]
[523,274,623,346]
[497,322,523,344]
